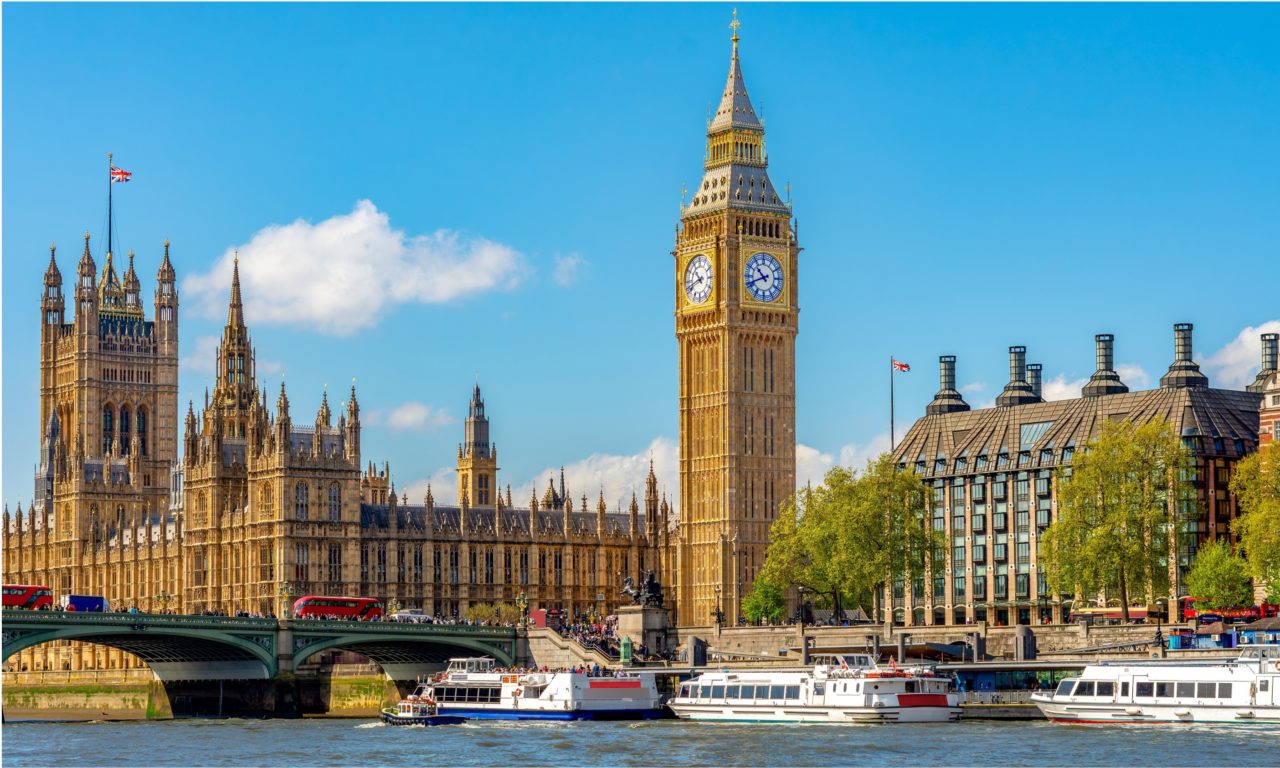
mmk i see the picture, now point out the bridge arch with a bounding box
[2,614,278,680]
[290,624,516,677]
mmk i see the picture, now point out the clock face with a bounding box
[744,252,784,303]
[684,254,713,304]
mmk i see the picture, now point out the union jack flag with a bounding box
[109,165,132,183]
[892,359,910,373]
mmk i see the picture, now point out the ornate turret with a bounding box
[155,239,178,345]
[596,489,607,539]
[345,380,361,459]
[316,386,331,427]
[123,251,142,311]
[75,232,98,322]
[42,244,65,329]
[629,491,639,538]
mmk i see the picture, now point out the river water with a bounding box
[3,718,1278,767]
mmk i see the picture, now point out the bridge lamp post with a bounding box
[157,590,171,615]
[516,591,528,629]
[278,581,296,619]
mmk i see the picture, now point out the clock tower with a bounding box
[672,15,799,627]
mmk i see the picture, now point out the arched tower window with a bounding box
[102,405,115,455]
[295,483,309,520]
[194,492,207,528]
[328,483,341,522]
[259,483,273,519]
[136,407,148,456]
[119,406,131,455]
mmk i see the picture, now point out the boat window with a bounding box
[770,685,784,699]
[1055,680,1075,697]
[1261,679,1270,692]
[744,685,759,699]
[680,685,690,698]
[1155,682,1173,698]
[1074,681,1095,697]
[1096,681,1114,698]
[1120,682,1128,698]
[711,685,725,700]
[726,685,740,699]
[1135,682,1153,697]
[785,685,800,700]
[1218,683,1232,699]
[814,684,824,696]
[1176,682,1194,698]
[699,685,711,699]
[1196,683,1214,699]
[906,681,917,693]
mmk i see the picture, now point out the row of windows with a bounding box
[102,404,149,456]
[1062,679,1241,700]
[681,684,802,701]
[434,686,501,703]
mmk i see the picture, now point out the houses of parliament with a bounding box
[3,19,796,670]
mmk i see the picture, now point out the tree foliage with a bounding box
[757,454,940,622]
[741,574,787,624]
[1039,418,1195,620]
[1185,539,1254,610]
[463,602,521,624]
[1231,442,1280,601]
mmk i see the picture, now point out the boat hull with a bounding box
[1032,695,1280,725]
[435,706,665,721]
[379,709,467,726]
[669,704,962,724]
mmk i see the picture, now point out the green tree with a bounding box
[741,574,787,624]
[1185,539,1253,610]
[1039,418,1195,621]
[758,454,940,623]
[463,602,521,624]
[1231,442,1280,601]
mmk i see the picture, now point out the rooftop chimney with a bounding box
[1026,364,1043,400]
[1247,332,1279,393]
[1082,333,1130,397]
[1159,323,1209,389]
[996,345,1041,407]
[926,355,971,415]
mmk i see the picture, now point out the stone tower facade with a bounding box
[457,384,497,508]
[4,236,183,670]
[672,19,799,626]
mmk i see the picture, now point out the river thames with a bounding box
[3,718,1277,767]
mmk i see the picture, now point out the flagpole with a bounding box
[107,151,113,257]
[890,356,895,450]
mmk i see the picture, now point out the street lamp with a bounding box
[713,585,724,629]
[797,586,807,627]
[278,581,296,619]
[516,591,528,629]
[157,590,171,615]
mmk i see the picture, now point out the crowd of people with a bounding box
[559,620,619,655]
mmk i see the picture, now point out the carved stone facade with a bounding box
[671,23,799,627]
[4,245,667,671]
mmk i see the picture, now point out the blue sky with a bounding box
[4,3,1279,513]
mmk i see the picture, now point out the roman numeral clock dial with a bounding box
[744,252,783,303]
[684,254,713,304]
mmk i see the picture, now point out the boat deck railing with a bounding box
[960,690,1038,705]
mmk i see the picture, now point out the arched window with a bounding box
[194,492,207,528]
[259,483,273,519]
[102,405,115,454]
[295,483,309,520]
[328,483,341,522]
[119,407,131,455]
[136,408,148,456]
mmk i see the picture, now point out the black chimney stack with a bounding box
[1082,333,1129,397]
[1160,323,1209,389]
[926,355,970,415]
[1026,363,1043,400]
[1247,333,1279,393]
[996,346,1041,407]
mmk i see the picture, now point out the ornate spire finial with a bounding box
[730,8,740,49]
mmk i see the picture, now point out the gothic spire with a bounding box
[227,253,244,328]
[710,9,761,132]
[45,244,62,286]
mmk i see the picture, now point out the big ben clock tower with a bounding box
[673,13,799,627]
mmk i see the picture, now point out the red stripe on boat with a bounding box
[897,693,949,707]
[589,680,642,689]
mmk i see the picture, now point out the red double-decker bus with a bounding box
[3,584,54,610]
[292,595,383,621]
[1182,597,1279,622]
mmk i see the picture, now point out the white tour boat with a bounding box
[1031,644,1280,724]
[381,690,468,726]
[669,653,962,723]
[423,657,665,721]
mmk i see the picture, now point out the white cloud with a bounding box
[404,467,458,506]
[373,401,458,432]
[1041,363,1150,401]
[182,200,528,336]
[513,437,678,515]
[552,254,586,287]
[179,334,282,379]
[959,381,986,394]
[1205,320,1280,390]
[180,335,221,373]
[795,433,893,490]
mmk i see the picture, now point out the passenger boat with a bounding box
[1031,644,1280,724]
[422,657,665,720]
[380,691,467,726]
[669,653,962,723]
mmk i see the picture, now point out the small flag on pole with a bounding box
[892,359,910,372]
[109,165,132,183]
